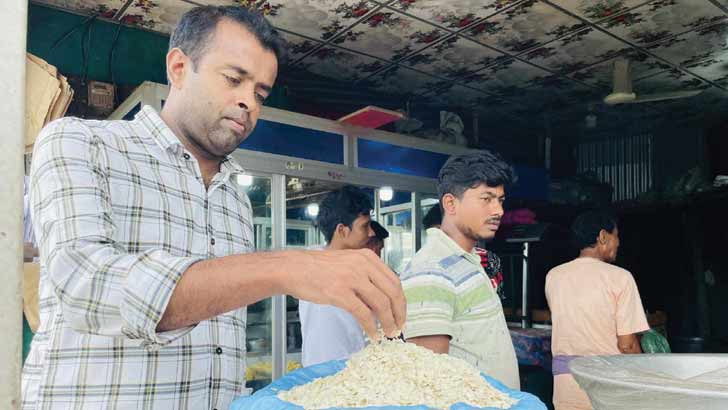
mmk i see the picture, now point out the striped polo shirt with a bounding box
[402,228,520,390]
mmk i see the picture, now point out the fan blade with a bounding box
[604,92,636,105]
[624,89,704,104]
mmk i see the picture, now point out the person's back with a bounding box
[546,258,644,357]
[545,209,648,410]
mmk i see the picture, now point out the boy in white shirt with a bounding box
[299,186,376,366]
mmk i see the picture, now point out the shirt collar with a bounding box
[426,228,482,267]
[134,105,245,176]
[135,105,183,154]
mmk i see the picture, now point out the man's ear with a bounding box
[597,229,609,245]
[441,193,457,215]
[334,223,349,239]
[166,47,191,90]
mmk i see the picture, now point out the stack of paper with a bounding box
[25,53,74,151]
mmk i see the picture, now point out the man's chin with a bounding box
[476,231,497,241]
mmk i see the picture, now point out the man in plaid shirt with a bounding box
[22,6,405,410]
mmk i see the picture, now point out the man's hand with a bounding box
[283,248,406,340]
[617,333,642,354]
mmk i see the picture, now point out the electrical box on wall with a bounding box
[88,81,115,115]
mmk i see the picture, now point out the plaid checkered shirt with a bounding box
[22,105,255,410]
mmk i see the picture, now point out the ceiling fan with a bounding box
[603,58,704,105]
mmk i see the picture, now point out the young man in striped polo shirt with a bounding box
[402,150,520,389]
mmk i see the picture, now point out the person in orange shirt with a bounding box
[545,209,649,410]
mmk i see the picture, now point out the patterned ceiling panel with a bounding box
[117,0,196,33]
[33,0,728,130]
[34,0,127,17]
[634,69,709,94]
[463,58,553,94]
[464,0,587,54]
[523,27,630,73]
[399,35,508,79]
[297,46,388,82]
[519,76,598,110]
[362,65,445,95]
[389,0,519,28]
[556,0,653,22]
[597,0,726,47]
[426,84,492,108]
[332,9,447,60]
[277,30,324,62]
[201,0,380,41]
[683,53,728,87]
[647,21,728,65]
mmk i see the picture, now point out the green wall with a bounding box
[27,4,289,108]
[28,5,168,85]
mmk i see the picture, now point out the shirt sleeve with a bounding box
[401,265,457,339]
[23,176,36,246]
[30,118,202,348]
[615,271,650,336]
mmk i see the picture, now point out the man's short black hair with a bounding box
[437,150,517,202]
[169,5,286,69]
[371,220,389,240]
[423,205,442,229]
[316,186,373,242]
[572,209,619,251]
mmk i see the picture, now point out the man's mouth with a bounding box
[222,117,247,135]
[486,221,500,230]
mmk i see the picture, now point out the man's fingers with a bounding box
[339,293,378,340]
[354,279,398,338]
[361,254,407,332]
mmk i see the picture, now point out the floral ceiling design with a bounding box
[34,0,728,129]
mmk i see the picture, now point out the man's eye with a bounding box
[224,74,241,85]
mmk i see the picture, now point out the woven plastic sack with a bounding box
[570,354,728,410]
[640,329,671,354]
[230,360,546,410]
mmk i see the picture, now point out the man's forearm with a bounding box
[617,333,642,354]
[157,251,293,331]
[158,247,406,339]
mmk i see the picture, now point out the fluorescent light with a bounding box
[306,203,320,217]
[237,174,254,186]
[379,186,394,202]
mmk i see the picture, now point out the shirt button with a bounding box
[215,347,223,355]
[210,237,216,246]
[183,153,190,160]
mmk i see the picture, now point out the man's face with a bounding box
[602,226,620,263]
[175,19,278,159]
[452,184,505,242]
[341,214,375,250]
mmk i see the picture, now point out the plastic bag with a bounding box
[570,354,728,410]
[230,360,546,410]
[640,329,671,354]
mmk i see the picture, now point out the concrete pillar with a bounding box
[0,0,28,408]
